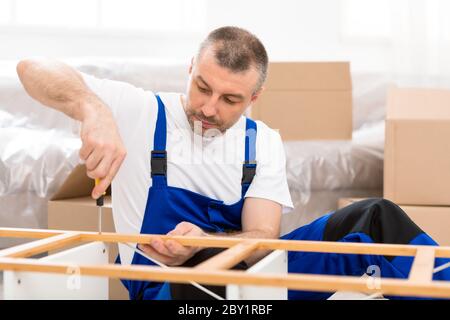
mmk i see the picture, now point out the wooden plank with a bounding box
[0,232,81,258]
[0,227,447,299]
[256,239,418,257]
[408,247,435,284]
[1,228,449,258]
[80,232,450,258]
[0,227,65,239]
[1,257,450,298]
[81,232,240,248]
[195,240,259,270]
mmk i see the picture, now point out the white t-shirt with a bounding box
[82,73,294,265]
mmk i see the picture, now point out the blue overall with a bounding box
[122,94,257,300]
[121,94,450,300]
[281,208,450,300]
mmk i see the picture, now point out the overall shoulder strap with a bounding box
[241,118,257,197]
[151,94,167,183]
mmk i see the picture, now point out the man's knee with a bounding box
[324,197,423,245]
[363,197,407,219]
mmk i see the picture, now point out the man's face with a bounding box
[184,47,262,135]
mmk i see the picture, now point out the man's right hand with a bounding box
[16,58,127,199]
[79,100,127,199]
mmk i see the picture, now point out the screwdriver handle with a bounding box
[94,178,106,206]
[96,195,104,207]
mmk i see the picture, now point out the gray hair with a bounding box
[197,26,269,92]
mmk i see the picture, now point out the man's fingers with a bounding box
[138,242,191,266]
[138,244,173,265]
[165,240,190,256]
[90,151,126,199]
[79,107,127,199]
[85,141,125,176]
[89,153,113,179]
[166,229,177,236]
[85,149,104,173]
[162,223,204,264]
[168,222,194,236]
[91,177,109,199]
[149,238,176,258]
[79,142,94,162]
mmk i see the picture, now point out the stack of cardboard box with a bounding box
[251,62,352,140]
[339,87,450,245]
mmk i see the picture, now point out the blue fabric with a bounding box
[282,212,450,300]
[153,95,167,151]
[244,118,256,162]
[121,94,258,300]
[241,118,257,198]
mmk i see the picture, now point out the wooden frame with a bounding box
[1,227,450,299]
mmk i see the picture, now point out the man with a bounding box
[17,26,450,300]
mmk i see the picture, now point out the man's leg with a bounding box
[282,198,450,300]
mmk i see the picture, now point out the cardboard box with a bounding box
[384,87,450,205]
[48,165,129,300]
[338,198,450,246]
[251,62,352,141]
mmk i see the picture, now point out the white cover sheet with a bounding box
[1,58,386,245]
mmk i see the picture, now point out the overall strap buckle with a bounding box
[151,150,167,177]
[241,161,257,185]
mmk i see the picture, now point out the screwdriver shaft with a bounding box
[98,206,102,234]
[95,179,105,235]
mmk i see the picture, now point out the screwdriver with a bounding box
[95,178,105,234]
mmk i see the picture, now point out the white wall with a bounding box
[0,27,201,61]
[0,0,393,73]
[205,0,392,73]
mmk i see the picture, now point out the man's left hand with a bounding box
[138,221,206,266]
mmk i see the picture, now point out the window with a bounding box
[0,0,206,32]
